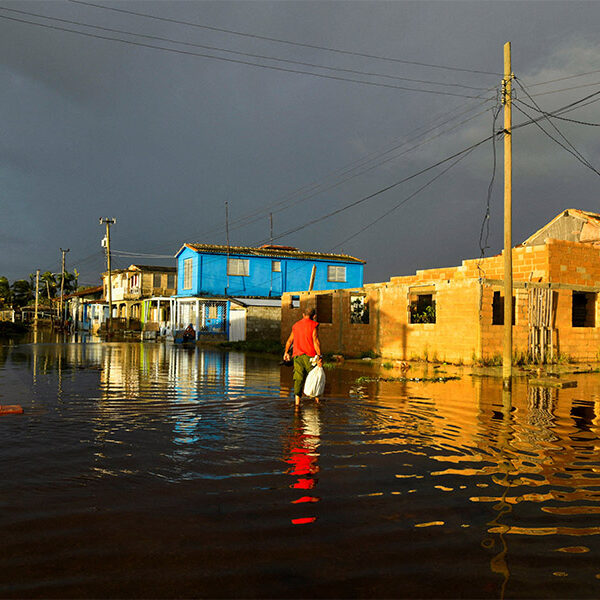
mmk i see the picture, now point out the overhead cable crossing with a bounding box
[0,12,492,99]
[69,0,501,76]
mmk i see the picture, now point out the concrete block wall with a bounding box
[282,239,600,363]
[547,239,600,286]
[281,289,378,356]
[246,306,281,341]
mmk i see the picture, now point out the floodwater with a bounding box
[2,336,600,598]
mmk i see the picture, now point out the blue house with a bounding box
[175,243,364,298]
[171,243,364,341]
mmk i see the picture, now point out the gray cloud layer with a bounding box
[1,0,599,285]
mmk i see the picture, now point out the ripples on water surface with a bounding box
[2,339,600,598]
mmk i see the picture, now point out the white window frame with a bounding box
[183,258,193,289]
[327,265,346,283]
[228,258,250,277]
[272,260,281,273]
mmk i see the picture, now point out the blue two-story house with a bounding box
[171,243,365,341]
[175,243,364,297]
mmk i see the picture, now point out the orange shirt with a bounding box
[292,317,318,357]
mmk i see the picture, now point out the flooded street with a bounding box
[2,337,600,598]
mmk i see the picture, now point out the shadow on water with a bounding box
[2,338,600,597]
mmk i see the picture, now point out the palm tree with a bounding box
[40,271,57,300]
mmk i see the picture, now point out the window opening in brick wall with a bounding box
[228,258,250,277]
[410,293,436,324]
[572,291,596,327]
[167,274,176,289]
[492,291,515,325]
[350,295,369,324]
[316,294,332,323]
[153,273,162,288]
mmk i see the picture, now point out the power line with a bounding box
[132,95,496,254]
[476,104,502,278]
[514,77,599,174]
[512,102,600,177]
[526,69,600,88]
[257,133,495,245]
[515,97,600,127]
[0,13,489,99]
[329,142,480,251]
[69,0,501,77]
[531,80,600,97]
[0,5,490,93]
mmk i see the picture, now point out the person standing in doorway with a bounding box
[283,307,322,406]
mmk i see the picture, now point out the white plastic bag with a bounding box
[303,365,326,397]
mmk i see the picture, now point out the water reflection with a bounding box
[286,404,321,525]
[4,339,600,597]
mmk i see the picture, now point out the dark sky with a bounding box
[1,0,599,286]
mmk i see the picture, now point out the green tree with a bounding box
[11,280,33,308]
[0,277,11,308]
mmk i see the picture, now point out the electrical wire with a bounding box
[514,97,600,127]
[526,69,600,88]
[513,102,600,177]
[531,80,600,97]
[69,0,501,77]
[255,133,495,246]
[514,77,600,176]
[0,5,490,93]
[476,104,502,278]
[0,13,489,99]
[143,95,498,254]
[329,142,479,251]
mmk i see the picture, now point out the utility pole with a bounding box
[34,269,39,341]
[59,248,70,325]
[100,218,116,336]
[502,42,513,389]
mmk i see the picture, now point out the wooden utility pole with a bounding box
[59,248,70,325]
[100,218,116,336]
[502,42,513,388]
[34,269,40,341]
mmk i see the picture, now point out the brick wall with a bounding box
[282,239,600,363]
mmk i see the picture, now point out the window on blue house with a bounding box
[228,258,250,276]
[183,259,193,289]
[327,265,346,282]
[272,260,281,272]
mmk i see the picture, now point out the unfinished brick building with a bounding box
[281,209,600,364]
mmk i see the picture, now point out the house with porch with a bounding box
[173,243,364,341]
[281,209,600,364]
[101,265,177,332]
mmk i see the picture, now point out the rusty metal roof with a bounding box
[176,243,365,263]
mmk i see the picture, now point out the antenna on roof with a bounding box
[225,201,230,295]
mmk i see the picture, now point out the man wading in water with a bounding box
[283,307,323,406]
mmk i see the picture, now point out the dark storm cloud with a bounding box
[1,0,599,285]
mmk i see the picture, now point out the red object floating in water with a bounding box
[0,405,23,415]
[291,517,317,525]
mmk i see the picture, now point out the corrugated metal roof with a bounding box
[231,297,281,307]
[176,243,365,263]
[522,208,600,246]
